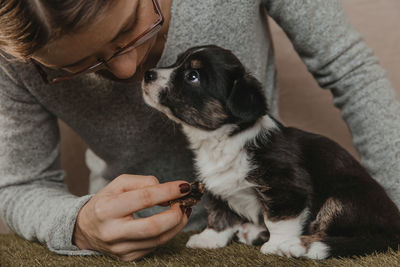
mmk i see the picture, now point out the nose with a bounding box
[144,70,158,83]
[103,49,139,79]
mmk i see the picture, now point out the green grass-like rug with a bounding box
[1,233,400,267]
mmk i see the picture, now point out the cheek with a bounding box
[178,100,228,130]
[165,88,228,130]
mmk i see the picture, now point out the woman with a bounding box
[0,0,399,261]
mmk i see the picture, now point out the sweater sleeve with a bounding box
[0,58,96,255]
[262,0,400,206]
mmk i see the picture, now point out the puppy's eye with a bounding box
[185,70,200,84]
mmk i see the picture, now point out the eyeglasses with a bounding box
[32,0,164,84]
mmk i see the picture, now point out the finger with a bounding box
[109,180,191,216]
[107,207,189,254]
[119,203,186,240]
[132,207,189,249]
[104,174,159,194]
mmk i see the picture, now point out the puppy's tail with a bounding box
[319,234,400,258]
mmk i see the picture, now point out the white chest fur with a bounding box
[183,116,277,223]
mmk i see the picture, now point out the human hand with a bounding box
[73,174,192,261]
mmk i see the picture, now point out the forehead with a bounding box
[175,47,241,73]
[175,47,210,66]
[32,0,138,68]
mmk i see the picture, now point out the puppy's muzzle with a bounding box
[144,70,158,84]
[142,68,173,106]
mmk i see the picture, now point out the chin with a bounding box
[141,44,400,259]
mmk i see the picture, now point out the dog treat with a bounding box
[169,182,205,207]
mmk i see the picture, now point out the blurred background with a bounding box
[1,0,399,234]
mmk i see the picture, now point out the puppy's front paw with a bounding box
[260,236,306,258]
[260,240,280,255]
[276,238,306,258]
[186,233,222,249]
[186,228,233,249]
[305,241,329,259]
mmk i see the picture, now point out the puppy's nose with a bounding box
[144,70,158,83]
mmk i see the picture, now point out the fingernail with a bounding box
[179,183,191,194]
[180,204,186,214]
[185,207,192,218]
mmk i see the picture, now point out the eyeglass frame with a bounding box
[31,0,164,84]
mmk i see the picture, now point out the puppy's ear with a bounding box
[227,74,268,124]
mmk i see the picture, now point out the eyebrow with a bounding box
[60,4,139,69]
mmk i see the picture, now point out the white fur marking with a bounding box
[306,241,329,259]
[142,68,187,126]
[142,68,173,108]
[261,209,309,256]
[183,116,278,223]
[85,149,108,194]
[276,237,306,258]
[186,228,236,249]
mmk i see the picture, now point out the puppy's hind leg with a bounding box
[264,226,399,259]
[305,234,400,259]
[186,194,245,249]
[234,222,269,245]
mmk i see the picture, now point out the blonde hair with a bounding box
[0,0,112,58]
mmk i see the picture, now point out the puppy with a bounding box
[141,45,400,259]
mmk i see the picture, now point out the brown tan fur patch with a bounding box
[300,232,327,249]
[309,197,344,233]
[200,99,228,127]
[191,59,203,69]
[180,99,227,130]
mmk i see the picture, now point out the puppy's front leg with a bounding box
[186,194,244,249]
[186,227,237,249]
[260,209,309,258]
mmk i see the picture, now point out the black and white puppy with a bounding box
[141,45,400,259]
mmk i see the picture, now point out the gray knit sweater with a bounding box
[0,0,399,255]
